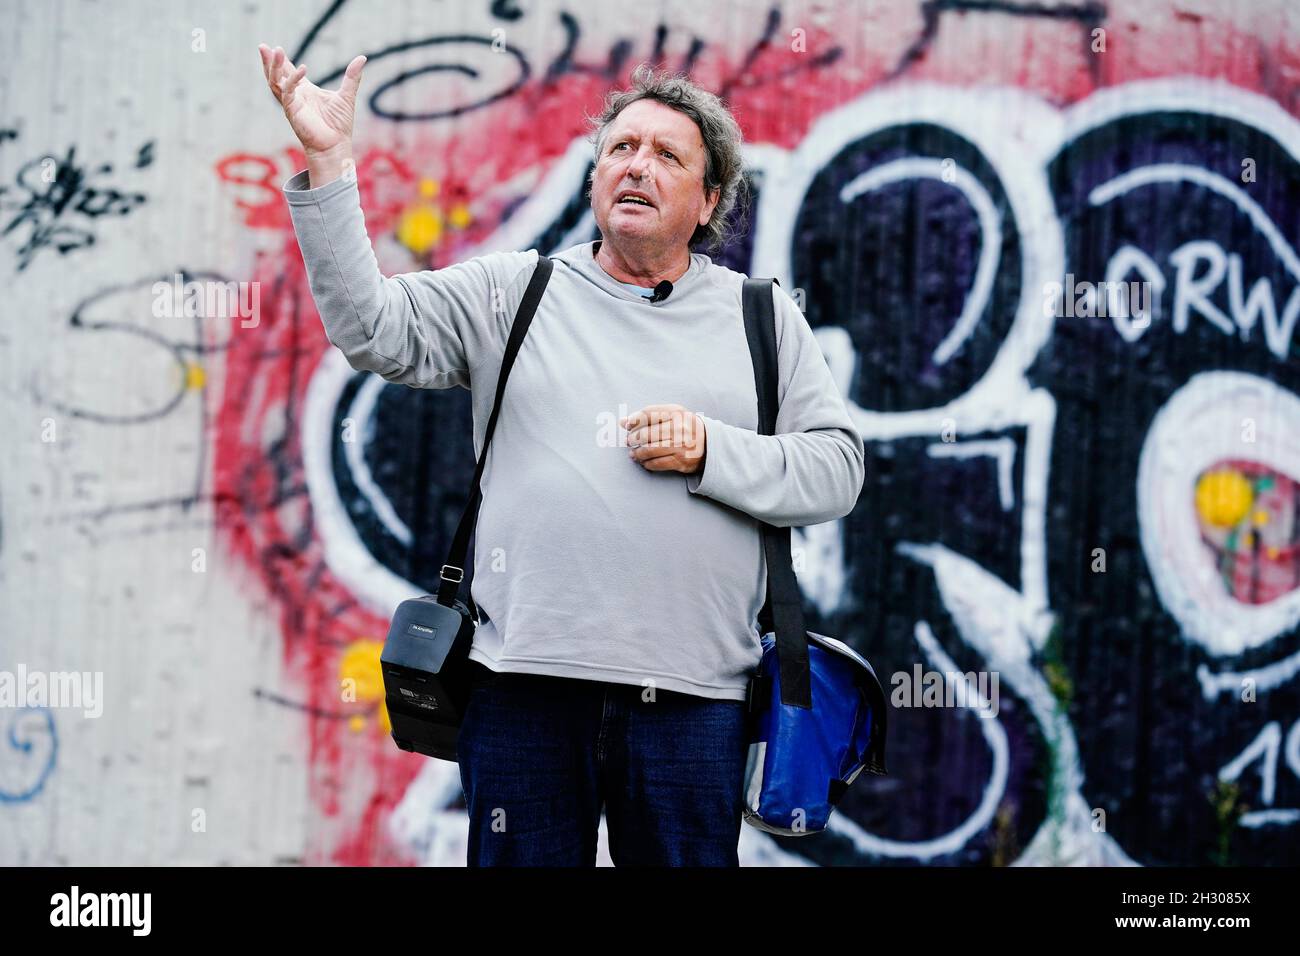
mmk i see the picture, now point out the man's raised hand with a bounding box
[258,44,365,160]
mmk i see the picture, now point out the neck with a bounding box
[594,238,690,288]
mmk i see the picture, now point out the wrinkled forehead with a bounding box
[602,100,704,155]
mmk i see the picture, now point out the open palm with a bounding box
[258,44,366,156]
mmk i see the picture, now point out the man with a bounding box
[260,45,865,866]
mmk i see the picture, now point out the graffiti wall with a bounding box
[2,0,1299,866]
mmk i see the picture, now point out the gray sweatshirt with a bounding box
[282,167,866,701]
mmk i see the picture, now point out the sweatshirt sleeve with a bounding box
[281,167,537,389]
[684,281,866,527]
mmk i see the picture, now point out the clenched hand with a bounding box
[621,403,708,475]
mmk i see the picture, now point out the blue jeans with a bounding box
[456,661,749,866]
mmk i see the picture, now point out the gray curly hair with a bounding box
[585,63,747,253]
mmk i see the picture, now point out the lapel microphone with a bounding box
[648,280,674,303]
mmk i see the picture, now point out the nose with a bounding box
[626,144,653,181]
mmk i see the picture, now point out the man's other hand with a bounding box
[621,403,707,474]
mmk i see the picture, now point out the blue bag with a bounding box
[739,278,889,836]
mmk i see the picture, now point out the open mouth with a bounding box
[616,194,655,208]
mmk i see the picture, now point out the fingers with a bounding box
[274,45,298,78]
[624,410,700,447]
[620,402,687,432]
[259,45,299,103]
[630,441,681,461]
[337,54,367,102]
[259,44,284,100]
[629,421,670,447]
[627,421,676,445]
[258,44,284,95]
[262,44,363,108]
[282,63,308,103]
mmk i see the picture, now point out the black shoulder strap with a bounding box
[742,277,812,709]
[437,255,553,606]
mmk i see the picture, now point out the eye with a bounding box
[613,142,630,151]
[660,150,676,161]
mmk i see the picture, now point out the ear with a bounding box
[699,186,720,226]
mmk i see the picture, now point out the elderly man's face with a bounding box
[590,99,720,256]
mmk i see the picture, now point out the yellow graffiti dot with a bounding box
[348,714,366,733]
[396,205,443,255]
[448,203,472,230]
[1267,546,1280,560]
[1252,509,1269,526]
[419,178,440,199]
[338,639,385,703]
[1195,470,1253,528]
[184,363,206,390]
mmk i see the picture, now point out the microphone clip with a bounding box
[648,280,673,303]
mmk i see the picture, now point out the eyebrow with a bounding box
[607,132,688,154]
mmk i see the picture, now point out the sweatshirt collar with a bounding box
[556,239,708,303]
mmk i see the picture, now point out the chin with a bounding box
[607,222,653,241]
